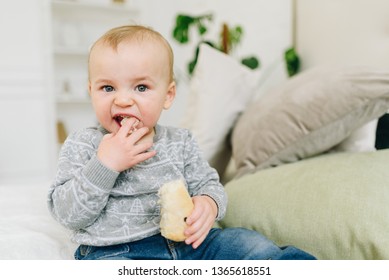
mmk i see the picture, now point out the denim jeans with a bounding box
[74,228,315,260]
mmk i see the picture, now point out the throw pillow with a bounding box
[330,119,378,152]
[180,43,260,175]
[218,149,389,259]
[232,66,389,177]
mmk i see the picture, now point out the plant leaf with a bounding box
[284,47,300,77]
[241,56,260,69]
[172,15,195,44]
[197,23,207,35]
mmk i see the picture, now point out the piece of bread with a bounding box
[158,180,194,241]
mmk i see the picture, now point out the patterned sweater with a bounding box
[48,124,227,246]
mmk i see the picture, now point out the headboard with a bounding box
[295,0,389,70]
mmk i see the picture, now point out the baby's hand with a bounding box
[97,118,156,172]
[184,195,218,249]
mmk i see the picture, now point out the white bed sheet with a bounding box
[0,182,77,260]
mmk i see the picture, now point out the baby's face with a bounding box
[88,40,175,138]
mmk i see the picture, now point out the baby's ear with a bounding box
[88,81,92,96]
[163,81,176,110]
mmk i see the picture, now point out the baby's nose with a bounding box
[114,91,135,107]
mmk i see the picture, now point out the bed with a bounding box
[0,182,77,259]
[2,0,389,260]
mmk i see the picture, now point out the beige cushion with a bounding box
[232,66,389,178]
[219,149,389,259]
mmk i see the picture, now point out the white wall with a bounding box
[0,0,55,183]
[131,0,293,126]
[296,0,389,70]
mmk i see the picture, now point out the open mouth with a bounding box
[114,115,135,126]
[113,115,140,132]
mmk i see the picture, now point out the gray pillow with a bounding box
[232,66,389,178]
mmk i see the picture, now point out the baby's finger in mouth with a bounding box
[121,117,140,134]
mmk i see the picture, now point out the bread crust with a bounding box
[158,180,194,241]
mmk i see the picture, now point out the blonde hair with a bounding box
[89,25,175,82]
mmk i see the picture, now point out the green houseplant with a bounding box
[172,14,260,75]
[172,13,299,77]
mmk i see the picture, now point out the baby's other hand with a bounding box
[184,195,218,249]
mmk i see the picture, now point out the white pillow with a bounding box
[180,44,260,175]
[331,119,378,152]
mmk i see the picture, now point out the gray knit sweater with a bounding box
[48,124,227,246]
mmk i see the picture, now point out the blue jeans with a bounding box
[74,228,315,260]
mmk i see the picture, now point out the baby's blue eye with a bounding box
[102,85,114,92]
[136,85,148,93]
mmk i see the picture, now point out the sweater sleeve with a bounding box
[183,130,228,221]
[47,128,119,230]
